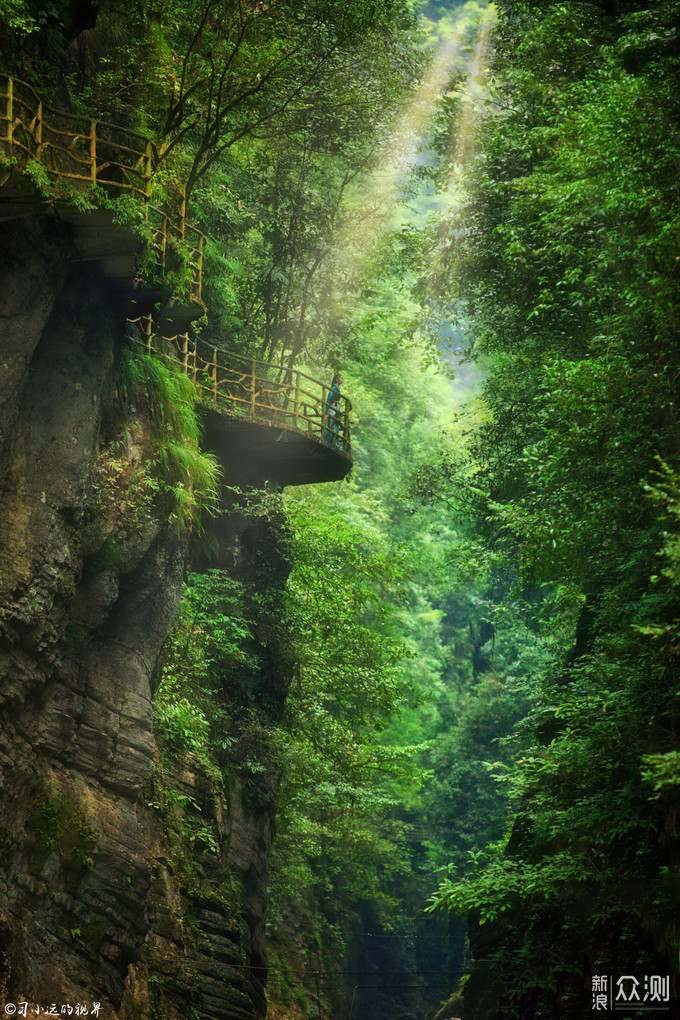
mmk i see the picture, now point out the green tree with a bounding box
[426,2,680,1015]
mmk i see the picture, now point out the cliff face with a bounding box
[0,216,289,1019]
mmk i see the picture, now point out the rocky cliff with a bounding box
[0,215,290,1019]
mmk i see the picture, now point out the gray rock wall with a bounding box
[0,217,289,1020]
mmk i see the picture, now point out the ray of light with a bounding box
[327,23,470,281]
[307,5,495,367]
[446,5,496,189]
[328,6,496,285]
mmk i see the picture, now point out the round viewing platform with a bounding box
[134,330,353,488]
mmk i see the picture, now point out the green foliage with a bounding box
[267,486,426,1016]
[423,0,680,1014]
[154,569,254,762]
[0,0,36,33]
[265,292,539,1017]
[93,435,159,538]
[119,350,220,530]
[284,488,415,723]
[161,568,254,702]
[20,157,52,194]
[154,696,211,755]
[27,787,97,885]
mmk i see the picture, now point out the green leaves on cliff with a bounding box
[155,570,254,754]
[284,488,414,726]
[119,350,220,529]
[0,0,36,34]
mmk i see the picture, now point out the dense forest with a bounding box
[0,0,679,1018]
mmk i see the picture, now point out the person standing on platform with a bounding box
[324,372,343,447]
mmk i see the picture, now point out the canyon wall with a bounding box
[0,215,289,1020]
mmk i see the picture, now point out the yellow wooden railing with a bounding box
[129,320,352,456]
[0,72,353,457]
[0,74,205,301]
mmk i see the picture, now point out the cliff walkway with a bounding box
[0,74,205,303]
[131,320,352,480]
[1,72,352,482]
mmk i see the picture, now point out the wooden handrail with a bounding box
[1,75,152,148]
[127,322,352,458]
[0,73,206,301]
[1,71,352,458]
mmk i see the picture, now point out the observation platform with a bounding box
[134,329,352,486]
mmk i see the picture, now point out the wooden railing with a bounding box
[142,207,205,304]
[129,320,352,456]
[1,72,352,455]
[0,74,205,301]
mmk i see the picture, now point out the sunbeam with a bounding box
[446,4,496,187]
[327,17,469,281]
[324,4,495,296]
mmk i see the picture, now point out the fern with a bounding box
[120,349,220,530]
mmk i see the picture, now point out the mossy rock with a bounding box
[25,787,97,890]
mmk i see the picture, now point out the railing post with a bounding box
[161,217,167,276]
[89,120,97,184]
[181,333,189,374]
[197,235,204,302]
[212,348,218,403]
[5,77,13,156]
[250,362,256,416]
[143,316,152,354]
[343,405,350,452]
[144,139,153,198]
[179,187,186,239]
[34,101,42,160]
[294,370,300,429]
